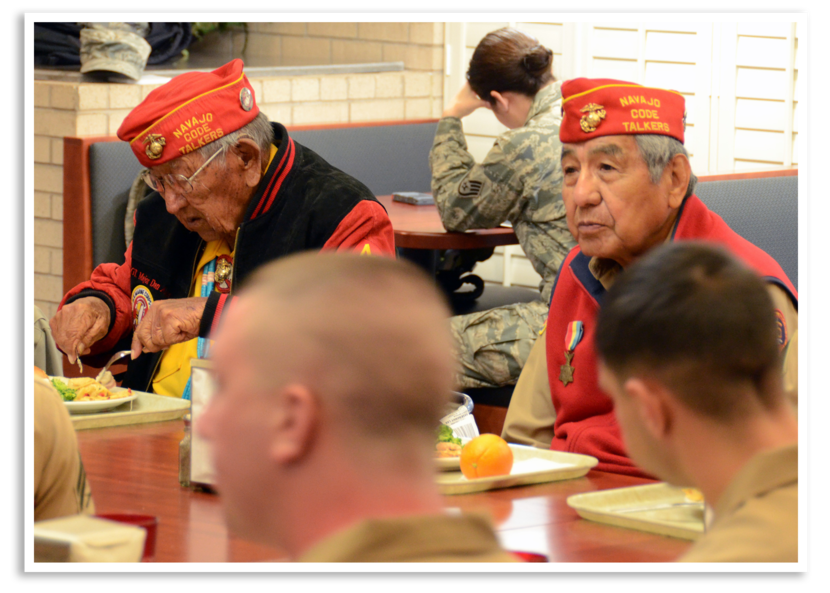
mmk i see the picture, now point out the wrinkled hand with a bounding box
[50,297,111,365]
[442,82,490,119]
[130,297,208,359]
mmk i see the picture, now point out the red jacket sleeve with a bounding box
[58,242,135,355]
[321,200,396,256]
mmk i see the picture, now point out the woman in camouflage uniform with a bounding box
[429,28,574,390]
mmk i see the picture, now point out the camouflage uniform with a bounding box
[79,23,152,81]
[429,82,574,389]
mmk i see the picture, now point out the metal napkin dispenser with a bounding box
[189,359,216,488]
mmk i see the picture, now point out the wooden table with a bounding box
[377,195,518,251]
[76,420,692,563]
[377,195,519,280]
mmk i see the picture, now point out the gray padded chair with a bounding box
[695,175,798,289]
[290,121,438,195]
[88,141,146,266]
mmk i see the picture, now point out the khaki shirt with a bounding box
[34,380,95,521]
[298,513,518,562]
[429,82,574,303]
[680,444,798,562]
[503,258,799,449]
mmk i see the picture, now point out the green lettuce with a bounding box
[436,424,461,446]
[51,378,77,402]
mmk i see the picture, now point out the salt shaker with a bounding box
[178,413,191,488]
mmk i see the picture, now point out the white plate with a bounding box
[49,378,138,415]
[433,436,469,471]
[435,456,461,471]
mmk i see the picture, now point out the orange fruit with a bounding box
[460,434,514,479]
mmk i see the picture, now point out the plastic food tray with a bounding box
[436,444,597,495]
[566,482,706,541]
[70,389,190,430]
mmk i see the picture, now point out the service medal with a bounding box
[560,321,584,387]
[559,351,575,386]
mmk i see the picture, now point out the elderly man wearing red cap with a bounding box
[50,60,395,397]
[501,78,798,477]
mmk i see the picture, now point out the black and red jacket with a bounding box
[60,122,395,391]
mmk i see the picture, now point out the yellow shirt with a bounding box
[152,239,233,398]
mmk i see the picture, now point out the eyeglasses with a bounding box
[141,147,224,196]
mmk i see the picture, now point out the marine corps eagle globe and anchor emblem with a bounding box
[144,134,166,160]
[579,103,606,133]
[215,255,234,293]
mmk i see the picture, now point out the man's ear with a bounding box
[665,153,691,209]
[268,384,318,464]
[231,138,264,187]
[489,90,510,114]
[622,377,674,440]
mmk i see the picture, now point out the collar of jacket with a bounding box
[245,122,297,222]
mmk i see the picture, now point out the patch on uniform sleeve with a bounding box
[458,177,484,198]
[775,309,788,349]
[131,285,153,327]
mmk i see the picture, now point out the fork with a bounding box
[95,350,131,383]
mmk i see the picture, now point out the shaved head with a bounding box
[224,252,455,444]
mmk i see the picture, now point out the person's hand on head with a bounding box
[442,82,490,119]
[130,297,208,359]
[50,297,111,365]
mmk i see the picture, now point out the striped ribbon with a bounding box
[564,321,584,352]
[182,259,216,401]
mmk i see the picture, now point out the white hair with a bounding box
[633,134,697,198]
[193,111,274,162]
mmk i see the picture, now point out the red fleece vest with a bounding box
[545,195,797,477]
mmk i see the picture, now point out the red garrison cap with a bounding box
[117,59,259,167]
[560,78,686,144]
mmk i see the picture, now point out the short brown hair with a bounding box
[595,242,784,420]
[467,28,555,104]
[237,252,455,439]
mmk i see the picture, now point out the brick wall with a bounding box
[245,22,445,125]
[33,81,167,319]
[245,22,444,72]
[33,22,446,317]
